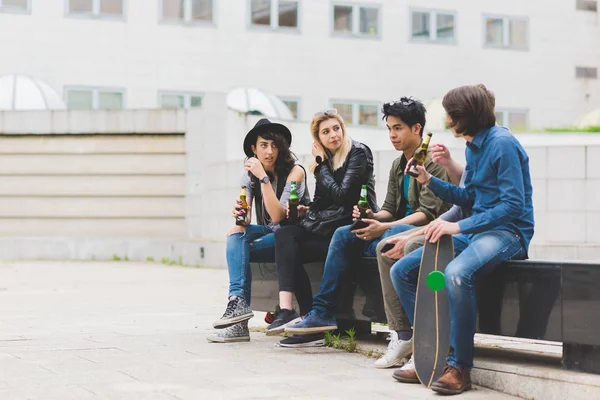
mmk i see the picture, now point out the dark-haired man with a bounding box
[282,98,450,345]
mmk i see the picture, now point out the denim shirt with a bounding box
[428,126,534,253]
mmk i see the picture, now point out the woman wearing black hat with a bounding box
[208,118,309,343]
[265,109,378,341]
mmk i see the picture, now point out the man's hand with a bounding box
[424,219,460,243]
[381,235,410,259]
[404,159,431,185]
[352,205,374,220]
[431,144,453,166]
[351,219,388,241]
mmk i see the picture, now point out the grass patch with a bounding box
[324,328,358,353]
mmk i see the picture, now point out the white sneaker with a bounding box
[374,331,413,369]
[400,354,415,370]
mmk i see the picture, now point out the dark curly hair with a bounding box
[246,130,297,179]
[381,97,427,137]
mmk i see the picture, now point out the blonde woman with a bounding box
[265,109,378,341]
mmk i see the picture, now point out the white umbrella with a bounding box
[574,108,600,128]
[0,74,66,110]
[226,87,294,120]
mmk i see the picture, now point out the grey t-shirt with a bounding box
[440,172,472,222]
[240,172,306,231]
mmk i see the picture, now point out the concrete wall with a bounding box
[0,0,599,129]
[1,98,599,265]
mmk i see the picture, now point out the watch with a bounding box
[260,176,270,184]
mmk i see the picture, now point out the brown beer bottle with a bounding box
[235,186,249,226]
[408,132,433,177]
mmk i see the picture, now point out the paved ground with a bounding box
[0,261,518,400]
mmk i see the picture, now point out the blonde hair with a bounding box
[308,113,352,173]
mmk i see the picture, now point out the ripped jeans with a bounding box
[226,224,275,305]
[390,230,527,371]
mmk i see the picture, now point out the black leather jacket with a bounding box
[311,140,379,218]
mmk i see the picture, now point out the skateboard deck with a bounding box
[413,234,454,387]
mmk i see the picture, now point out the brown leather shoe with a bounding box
[392,367,419,384]
[430,365,472,395]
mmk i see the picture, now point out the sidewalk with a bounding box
[0,261,517,399]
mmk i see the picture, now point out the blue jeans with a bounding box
[311,223,415,318]
[226,224,275,305]
[390,230,526,371]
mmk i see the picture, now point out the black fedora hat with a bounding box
[243,118,292,158]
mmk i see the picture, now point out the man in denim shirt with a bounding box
[390,84,534,395]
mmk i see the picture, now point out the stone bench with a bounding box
[250,258,600,374]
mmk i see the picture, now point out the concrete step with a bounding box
[0,175,185,196]
[0,154,185,175]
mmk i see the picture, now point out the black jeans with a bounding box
[274,225,331,315]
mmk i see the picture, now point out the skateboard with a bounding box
[413,234,454,387]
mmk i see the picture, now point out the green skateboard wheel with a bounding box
[426,271,445,291]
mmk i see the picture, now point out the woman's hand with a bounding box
[231,199,250,219]
[298,205,308,218]
[352,205,374,220]
[312,142,325,160]
[244,157,267,179]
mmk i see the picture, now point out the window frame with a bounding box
[331,1,381,39]
[279,96,301,120]
[158,0,216,26]
[576,0,598,12]
[496,108,529,131]
[483,14,529,50]
[64,86,126,110]
[576,66,598,79]
[409,8,457,44]
[158,90,205,109]
[65,0,127,20]
[0,0,31,14]
[248,0,301,32]
[330,99,382,126]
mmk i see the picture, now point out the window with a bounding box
[576,0,597,12]
[484,16,528,49]
[331,100,380,126]
[0,0,30,12]
[496,109,528,132]
[411,10,455,42]
[161,0,213,23]
[67,0,124,17]
[65,87,125,110]
[280,98,300,119]
[576,67,598,79]
[159,91,203,108]
[333,3,379,37]
[250,0,298,29]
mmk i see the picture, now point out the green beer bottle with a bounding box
[288,181,299,223]
[357,185,369,219]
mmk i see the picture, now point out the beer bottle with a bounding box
[408,132,433,177]
[357,185,369,219]
[288,181,299,223]
[235,186,249,226]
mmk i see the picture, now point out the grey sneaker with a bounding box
[279,333,325,348]
[213,296,254,329]
[207,321,250,343]
[265,308,301,336]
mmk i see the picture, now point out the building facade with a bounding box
[0,0,599,130]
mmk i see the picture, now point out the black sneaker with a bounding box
[279,333,325,348]
[265,308,301,336]
[213,296,254,329]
